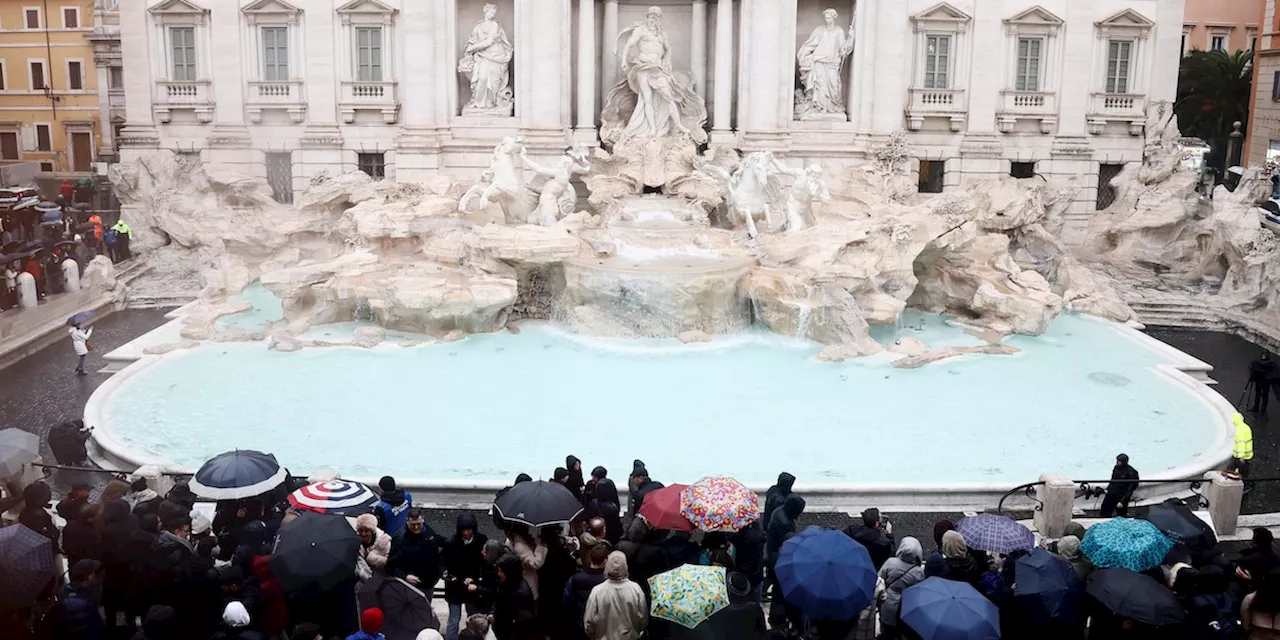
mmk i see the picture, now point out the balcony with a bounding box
[905,88,966,132]
[153,80,213,124]
[997,91,1058,134]
[246,80,307,124]
[1087,93,1146,135]
[339,80,399,124]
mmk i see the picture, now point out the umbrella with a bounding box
[1086,568,1185,626]
[637,483,693,532]
[357,575,439,640]
[0,524,55,606]
[189,449,288,500]
[1014,548,1084,625]
[66,310,96,327]
[679,476,761,532]
[269,511,361,592]
[954,513,1036,554]
[493,480,583,528]
[54,240,77,251]
[0,428,40,479]
[289,480,379,516]
[0,252,23,264]
[1080,518,1173,573]
[901,577,1001,640]
[775,526,877,621]
[1140,502,1216,552]
[648,564,730,629]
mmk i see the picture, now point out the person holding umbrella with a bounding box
[68,317,93,376]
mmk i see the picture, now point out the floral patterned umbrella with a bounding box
[648,564,730,629]
[679,477,761,532]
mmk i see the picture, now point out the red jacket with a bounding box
[250,556,289,637]
[59,182,72,200]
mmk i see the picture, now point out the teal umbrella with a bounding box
[1080,518,1173,573]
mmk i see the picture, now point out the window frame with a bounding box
[260,25,290,82]
[0,131,20,161]
[33,123,52,152]
[357,152,386,179]
[1210,34,1227,52]
[0,61,8,92]
[1015,37,1043,92]
[1105,39,1133,94]
[65,58,84,91]
[169,26,198,82]
[108,66,123,90]
[922,33,952,90]
[60,5,79,29]
[1272,71,1280,101]
[28,59,46,91]
[23,6,42,30]
[354,25,384,82]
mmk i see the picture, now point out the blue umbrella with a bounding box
[774,526,876,621]
[1080,518,1173,573]
[0,524,55,605]
[901,577,1001,640]
[190,449,288,500]
[954,513,1035,554]
[66,310,96,326]
[1014,548,1083,625]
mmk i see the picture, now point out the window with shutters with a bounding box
[29,60,45,90]
[924,35,951,89]
[170,26,197,81]
[0,61,8,91]
[1097,163,1124,210]
[1015,38,1042,92]
[1273,71,1280,101]
[0,133,19,160]
[1105,40,1132,94]
[24,7,41,29]
[918,160,945,194]
[34,124,51,152]
[261,26,289,81]
[67,60,83,91]
[61,6,79,29]
[1210,34,1226,52]
[355,27,383,82]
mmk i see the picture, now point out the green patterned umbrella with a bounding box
[648,564,730,629]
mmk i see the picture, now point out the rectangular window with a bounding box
[170,26,197,82]
[39,162,53,172]
[24,8,41,29]
[0,132,19,160]
[109,66,123,89]
[29,61,45,90]
[355,26,383,82]
[0,62,7,91]
[1097,163,1125,210]
[1015,37,1042,92]
[1274,71,1280,101]
[261,26,289,81]
[61,6,78,29]
[918,159,945,194]
[1010,162,1037,179]
[1211,35,1226,51]
[924,34,951,89]
[1181,32,1188,57]
[357,152,385,179]
[1106,40,1132,94]
[67,60,83,90]
[35,124,51,152]
[266,152,294,204]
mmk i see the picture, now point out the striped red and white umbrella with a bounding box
[288,480,379,516]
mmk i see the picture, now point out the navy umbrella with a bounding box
[66,310,96,327]
[1140,502,1216,552]
[189,449,288,500]
[0,524,55,605]
[1014,548,1083,625]
[901,577,1001,640]
[774,526,877,621]
[1086,568,1185,627]
[357,576,439,640]
[493,480,584,528]
[269,511,361,592]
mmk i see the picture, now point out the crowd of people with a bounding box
[0,450,1278,640]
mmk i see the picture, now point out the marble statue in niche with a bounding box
[601,6,708,145]
[795,8,855,120]
[459,3,514,116]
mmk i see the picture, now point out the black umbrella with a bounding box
[357,576,439,640]
[1015,548,1083,625]
[0,524,55,605]
[1086,568,1185,627]
[269,511,361,592]
[493,480,584,528]
[1,241,21,253]
[189,449,288,499]
[0,252,23,265]
[1141,502,1216,552]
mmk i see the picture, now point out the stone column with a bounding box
[602,0,619,95]
[691,0,707,100]
[870,0,908,133]
[710,0,734,142]
[1056,0,1095,138]
[299,0,343,178]
[210,7,244,126]
[517,0,572,150]
[574,0,597,143]
[117,0,156,148]
[1203,471,1243,536]
[738,0,794,150]
[95,63,113,158]
[396,0,443,179]
[1033,473,1076,539]
[843,0,857,123]
[853,0,877,131]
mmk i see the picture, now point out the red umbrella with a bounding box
[638,483,693,532]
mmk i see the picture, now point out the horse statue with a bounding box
[459,137,588,226]
[695,151,782,238]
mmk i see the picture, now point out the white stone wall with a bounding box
[119,0,1183,228]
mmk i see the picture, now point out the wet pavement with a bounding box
[0,311,1269,544]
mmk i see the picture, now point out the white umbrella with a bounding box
[0,429,40,479]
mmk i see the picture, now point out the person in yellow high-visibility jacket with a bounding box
[1233,412,1254,479]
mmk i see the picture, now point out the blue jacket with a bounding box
[373,489,413,536]
[345,632,385,640]
[57,583,104,640]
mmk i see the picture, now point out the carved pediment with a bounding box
[336,0,397,17]
[242,0,301,24]
[1096,9,1155,38]
[912,2,972,33]
[149,0,209,24]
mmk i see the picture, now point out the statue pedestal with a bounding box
[462,104,514,117]
[797,111,848,122]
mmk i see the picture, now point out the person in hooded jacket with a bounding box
[1054,535,1094,582]
[583,467,608,508]
[249,556,288,640]
[473,540,505,615]
[129,605,177,640]
[729,520,766,600]
[583,551,646,640]
[537,525,578,639]
[763,472,796,531]
[101,499,144,634]
[232,520,270,576]
[585,479,623,544]
[927,530,985,590]
[56,559,105,640]
[494,554,539,640]
[63,503,103,568]
[563,545,609,640]
[564,456,586,503]
[19,482,58,545]
[765,494,806,633]
[878,537,926,638]
[629,467,664,515]
[493,474,533,530]
[373,476,414,537]
[443,513,489,640]
[210,601,262,640]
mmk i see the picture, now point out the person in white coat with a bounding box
[69,323,92,375]
[583,551,646,640]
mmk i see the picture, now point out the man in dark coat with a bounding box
[1237,527,1280,589]
[63,502,103,568]
[494,554,537,640]
[1249,351,1276,413]
[100,499,144,635]
[842,508,895,570]
[387,508,445,600]
[562,545,609,640]
[583,466,607,508]
[564,456,585,503]
[627,460,645,516]
[18,481,58,546]
[586,479,624,544]
[763,472,796,530]
[681,571,769,640]
[57,481,93,522]
[728,520,766,600]
[629,467,664,515]
[765,494,805,632]
[1100,454,1139,517]
[146,516,211,631]
[443,512,489,640]
[56,559,105,640]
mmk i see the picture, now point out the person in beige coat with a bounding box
[584,551,647,640]
[356,513,393,579]
[508,528,547,600]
